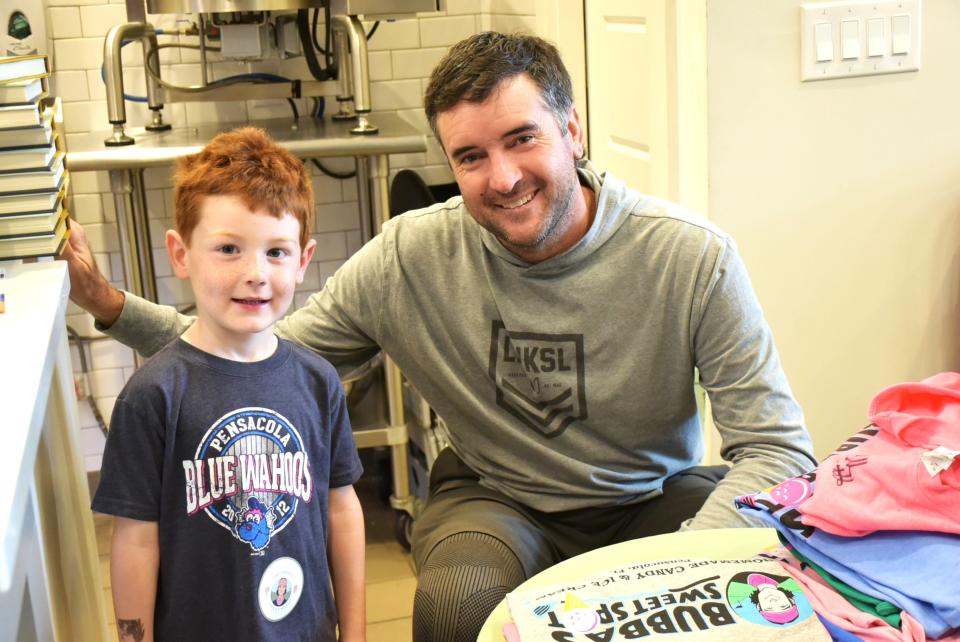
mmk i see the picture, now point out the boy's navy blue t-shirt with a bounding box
[93,338,363,642]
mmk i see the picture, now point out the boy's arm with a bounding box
[111,517,160,642]
[327,485,366,642]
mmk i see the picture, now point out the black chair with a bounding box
[389,169,438,218]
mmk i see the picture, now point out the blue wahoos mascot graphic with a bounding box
[236,496,275,551]
[182,407,313,553]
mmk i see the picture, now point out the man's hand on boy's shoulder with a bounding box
[61,219,126,327]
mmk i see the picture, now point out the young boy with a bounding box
[92,128,366,642]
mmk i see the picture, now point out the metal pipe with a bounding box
[330,14,370,113]
[103,21,161,145]
[355,155,371,243]
[109,169,140,296]
[333,26,352,103]
[110,167,156,367]
[129,169,158,303]
[330,26,354,121]
[164,79,336,103]
[143,31,163,108]
[383,354,413,515]
[198,14,209,86]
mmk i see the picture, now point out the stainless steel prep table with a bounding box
[66,113,428,537]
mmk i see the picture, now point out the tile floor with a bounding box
[94,447,417,641]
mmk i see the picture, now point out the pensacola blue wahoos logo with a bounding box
[489,321,587,438]
[183,407,313,553]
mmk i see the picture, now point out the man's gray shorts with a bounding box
[411,449,727,578]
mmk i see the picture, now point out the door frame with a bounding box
[536,0,708,215]
[535,0,589,152]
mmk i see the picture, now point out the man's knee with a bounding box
[617,465,729,539]
[413,531,525,642]
[656,464,729,525]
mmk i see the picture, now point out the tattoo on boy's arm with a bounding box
[117,618,145,641]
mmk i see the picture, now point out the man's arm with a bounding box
[686,240,818,530]
[110,517,159,642]
[61,219,125,325]
[61,220,383,370]
[327,485,366,641]
[61,220,195,356]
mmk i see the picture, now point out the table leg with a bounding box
[129,170,157,302]
[368,154,390,235]
[364,154,416,520]
[108,168,157,304]
[354,156,373,245]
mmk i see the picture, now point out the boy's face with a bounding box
[166,194,315,351]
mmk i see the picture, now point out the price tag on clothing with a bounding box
[920,445,960,477]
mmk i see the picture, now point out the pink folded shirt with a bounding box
[769,547,925,642]
[799,373,960,536]
[869,371,960,490]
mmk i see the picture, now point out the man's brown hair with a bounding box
[423,31,574,141]
[174,127,314,248]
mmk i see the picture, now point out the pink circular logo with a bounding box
[562,608,600,633]
[769,478,812,506]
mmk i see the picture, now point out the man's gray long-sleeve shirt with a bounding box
[104,160,816,529]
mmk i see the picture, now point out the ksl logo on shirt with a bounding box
[488,320,587,438]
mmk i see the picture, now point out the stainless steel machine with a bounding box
[80,0,447,547]
[101,0,442,145]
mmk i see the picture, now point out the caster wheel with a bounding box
[394,510,413,552]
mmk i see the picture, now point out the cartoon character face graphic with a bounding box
[747,574,799,625]
[561,607,599,633]
[768,478,813,507]
[235,497,275,551]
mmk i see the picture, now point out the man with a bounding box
[66,32,816,642]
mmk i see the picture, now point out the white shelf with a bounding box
[0,260,110,641]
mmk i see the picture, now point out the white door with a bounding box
[585,0,670,199]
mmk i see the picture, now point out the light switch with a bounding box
[867,17,885,57]
[841,19,860,60]
[892,14,910,55]
[815,22,834,62]
[800,0,921,83]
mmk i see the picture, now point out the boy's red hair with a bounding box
[174,127,314,248]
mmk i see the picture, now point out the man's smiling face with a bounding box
[437,73,589,263]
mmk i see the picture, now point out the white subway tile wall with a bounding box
[483,13,537,34]
[52,69,89,102]
[390,47,446,80]
[48,7,83,40]
[79,4,128,37]
[367,50,392,81]
[420,15,478,48]
[54,0,535,468]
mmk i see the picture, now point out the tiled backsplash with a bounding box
[53,0,535,471]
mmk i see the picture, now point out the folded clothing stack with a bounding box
[735,371,960,642]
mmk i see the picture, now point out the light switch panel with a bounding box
[801,0,921,81]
